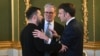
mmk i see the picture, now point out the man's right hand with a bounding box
[59,44,68,52]
[50,29,60,38]
[32,29,49,41]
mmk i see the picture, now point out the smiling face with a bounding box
[44,6,56,22]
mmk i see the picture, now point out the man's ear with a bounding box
[32,15,37,20]
[65,12,69,17]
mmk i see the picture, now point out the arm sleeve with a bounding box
[61,26,77,47]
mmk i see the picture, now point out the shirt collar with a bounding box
[45,20,54,25]
[66,17,75,25]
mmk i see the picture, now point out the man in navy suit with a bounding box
[33,3,83,56]
[57,3,83,56]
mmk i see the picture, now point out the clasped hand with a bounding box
[32,29,68,52]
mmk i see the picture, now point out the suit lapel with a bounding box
[54,21,57,31]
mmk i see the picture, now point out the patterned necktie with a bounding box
[45,22,51,38]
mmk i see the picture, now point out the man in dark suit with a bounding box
[33,3,83,56]
[20,6,66,56]
[58,3,83,56]
[39,3,64,56]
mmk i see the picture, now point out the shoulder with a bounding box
[54,21,64,27]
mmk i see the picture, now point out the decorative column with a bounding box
[24,0,31,24]
[82,0,88,43]
[83,0,100,56]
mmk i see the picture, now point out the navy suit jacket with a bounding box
[60,19,83,56]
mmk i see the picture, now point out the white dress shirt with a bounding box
[44,20,54,44]
[44,20,54,37]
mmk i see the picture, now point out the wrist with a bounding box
[44,36,49,41]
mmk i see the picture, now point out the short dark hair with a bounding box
[26,6,41,19]
[58,3,75,17]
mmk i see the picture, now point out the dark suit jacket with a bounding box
[40,20,64,36]
[20,23,62,56]
[60,19,83,56]
[39,20,64,56]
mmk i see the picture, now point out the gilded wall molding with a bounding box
[82,0,100,49]
[84,41,100,49]
[24,0,31,24]
[11,0,14,42]
[82,0,88,43]
[92,0,96,42]
[11,0,20,41]
[1,41,100,49]
[0,41,21,49]
[0,41,12,49]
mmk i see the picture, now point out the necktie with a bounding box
[45,22,51,38]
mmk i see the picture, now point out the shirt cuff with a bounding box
[47,38,51,44]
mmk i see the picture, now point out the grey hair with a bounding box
[44,3,56,10]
